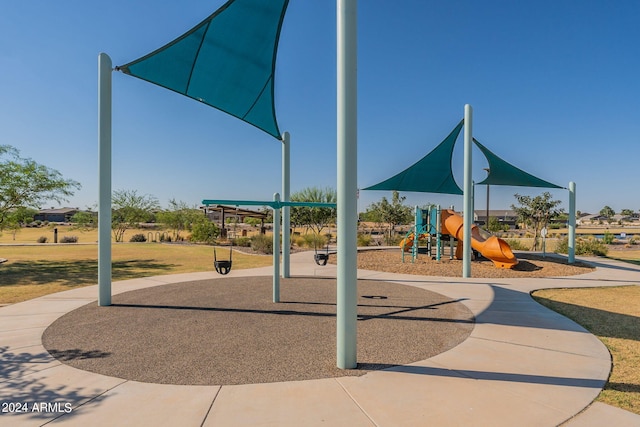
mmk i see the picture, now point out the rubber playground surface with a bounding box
[42,277,474,385]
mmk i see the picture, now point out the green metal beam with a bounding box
[201,199,336,209]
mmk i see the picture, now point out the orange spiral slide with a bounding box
[440,209,518,269]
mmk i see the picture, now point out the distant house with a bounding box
[474,210,518,228]
[34,208,79,223]
[577,214,612,225]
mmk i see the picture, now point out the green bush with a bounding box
[601,232,615,245]
[555,236,608,256]
[129,233,147,242]
[250,234,273,254]
[188,219,219,244]
[357,233,372,247]
[59,236,78,243]
[37,236,48,244]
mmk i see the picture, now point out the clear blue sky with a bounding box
[2,0,639,215]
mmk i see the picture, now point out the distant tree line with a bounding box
[3,142,636,249]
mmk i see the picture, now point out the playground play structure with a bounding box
[400,206,518,269]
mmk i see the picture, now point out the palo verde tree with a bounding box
[364,191,412,241]
[511,192,563,250]
[0,145,80,230]
[111,189,160,242]
[155,199,219,243]
[156,199,205,241]
[70,211,97,230]
[3,207,38,240]
[290,186,337,235]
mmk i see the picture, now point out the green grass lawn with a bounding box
[0,243,272,304]
[533,286,640,415]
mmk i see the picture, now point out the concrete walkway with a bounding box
[1,252,639,426]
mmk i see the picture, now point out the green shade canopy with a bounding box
[474,138,563,189]
[363,120,464,195]
[363,120,563,196]
[116,0,289,139]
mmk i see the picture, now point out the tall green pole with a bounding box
[98,53,112,306]
[336,0,358,369]
[273,193,281,302]
[568,181,576,264]
[462,104,473,278]
[282,132,291,278]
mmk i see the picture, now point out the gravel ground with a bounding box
[330,250,594,278]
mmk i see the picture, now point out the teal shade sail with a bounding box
[363,120,464,195]
[116,0,289,139]
[474,138,563,189]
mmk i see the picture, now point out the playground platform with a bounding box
[1,251,639,426]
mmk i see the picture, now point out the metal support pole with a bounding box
[98,53,112,306]
[282,132,291,278]
[336,0,358,369]
[273,193,281,302]
[483,167,490,228]
[436,206,441,262]
[462,104,473,278]
[568,181,576,264]
[413,205,419,262]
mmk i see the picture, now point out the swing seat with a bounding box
[214,260,233,275]
[214,244,233,275]
[314,253,329,266]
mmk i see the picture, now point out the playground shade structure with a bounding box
[401,210,518,269]
[116,0,290,140]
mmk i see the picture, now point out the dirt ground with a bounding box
[328,250,594,278]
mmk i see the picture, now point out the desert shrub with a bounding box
[37,236,48,244]
[357,233,372,247]
[250,234,273,254]
[504,239,528,251]
[555,237,608,256]
[601,232,615,245]
[129,233,147,242]
[629,237,638,245]
[160,233,172,242]
[554,237,569,254]
[59,236,78,243]
[232,237,251,247]
[292,235,306,247]
[384,234,403,246]
[303,233,327,249]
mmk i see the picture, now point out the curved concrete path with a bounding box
[1,252,639,426]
